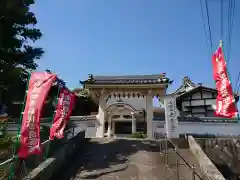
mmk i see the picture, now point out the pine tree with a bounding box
[0,0,44,104]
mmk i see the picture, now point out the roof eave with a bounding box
[176,85,239,102]
[84,83,170,89]
[82,79,172,86]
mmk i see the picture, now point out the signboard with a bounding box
[164,96,179,138]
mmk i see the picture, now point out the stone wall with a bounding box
[196,138,240,178]
[22,131,89,180]
[187,136,226,180]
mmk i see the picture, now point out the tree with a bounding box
[71,88,98,115]
[0,0,44,104]
[72,88,91,98]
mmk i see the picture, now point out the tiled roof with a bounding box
[173,76,239,98]
[174,76,197,94]
[80,74,172,85]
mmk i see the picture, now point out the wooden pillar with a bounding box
[107,115,112,138]
[146,90,153,139]
[112,121,115,134]
[132,114,136,134]
[96,90,106,138]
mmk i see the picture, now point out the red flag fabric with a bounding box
[212,46,237,118]
[18,72,57,158]
[50,88,75,140]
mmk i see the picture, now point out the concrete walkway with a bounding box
[51,138,202,180]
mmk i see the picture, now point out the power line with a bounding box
[199,0,213,55]
[226,0,238,92]
[199,0,209,49]
[226,0,235,65]
[198,0,239,94]
[204,0,213,50]
[198,0,239,98]
[226,0,232,61]
[221,0,223,39]
[234,72,240,92]
[236,81,240,94]
[229,0,235,64]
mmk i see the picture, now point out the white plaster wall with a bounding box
[192,92,201,99]
[153,121,240,136]
[192,108,205,113]
[181,91,216,108]
[191,100,204,106]
[111,109,132,116]
[205,99,216,106]
[72,119,240,138]
[203,92,213,98]
[181,91,217,117]
[182,101,190,107]
[178,122,240,135]
[106,93,146,110]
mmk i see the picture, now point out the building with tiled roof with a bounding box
[80,73,172,86]
[79,73,172,139]
[75,74,240,139]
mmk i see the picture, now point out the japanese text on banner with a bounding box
[50,88,75,140]
[212,46,237,118]
[18,72,56,158]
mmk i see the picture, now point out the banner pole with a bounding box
[44,80,61,159]
[8,74,31,180]
[220,40,240,121]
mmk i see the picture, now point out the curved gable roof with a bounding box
[174,76,197,95]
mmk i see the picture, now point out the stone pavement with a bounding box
[51,138,203,180]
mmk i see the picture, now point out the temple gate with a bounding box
[80,73,172,139]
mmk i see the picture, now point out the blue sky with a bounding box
[32,0,240,98]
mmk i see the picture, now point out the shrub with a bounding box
[0,116,14,151]
[131,132,147,139]
[0,136,13,150]
[0,116,8,138]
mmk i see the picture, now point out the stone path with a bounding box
[51,138,202,180]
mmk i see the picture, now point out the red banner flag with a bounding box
[50,88,75,140]
[212,46,237,118]
[18,72,57,159]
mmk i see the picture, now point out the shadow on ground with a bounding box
[50,138,163,180]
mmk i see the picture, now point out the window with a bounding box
[123,115,132,119]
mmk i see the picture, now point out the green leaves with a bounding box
[21,28,42,42]
[0,121,7,138]
[0,0,44,103]
[72,88,91,98]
